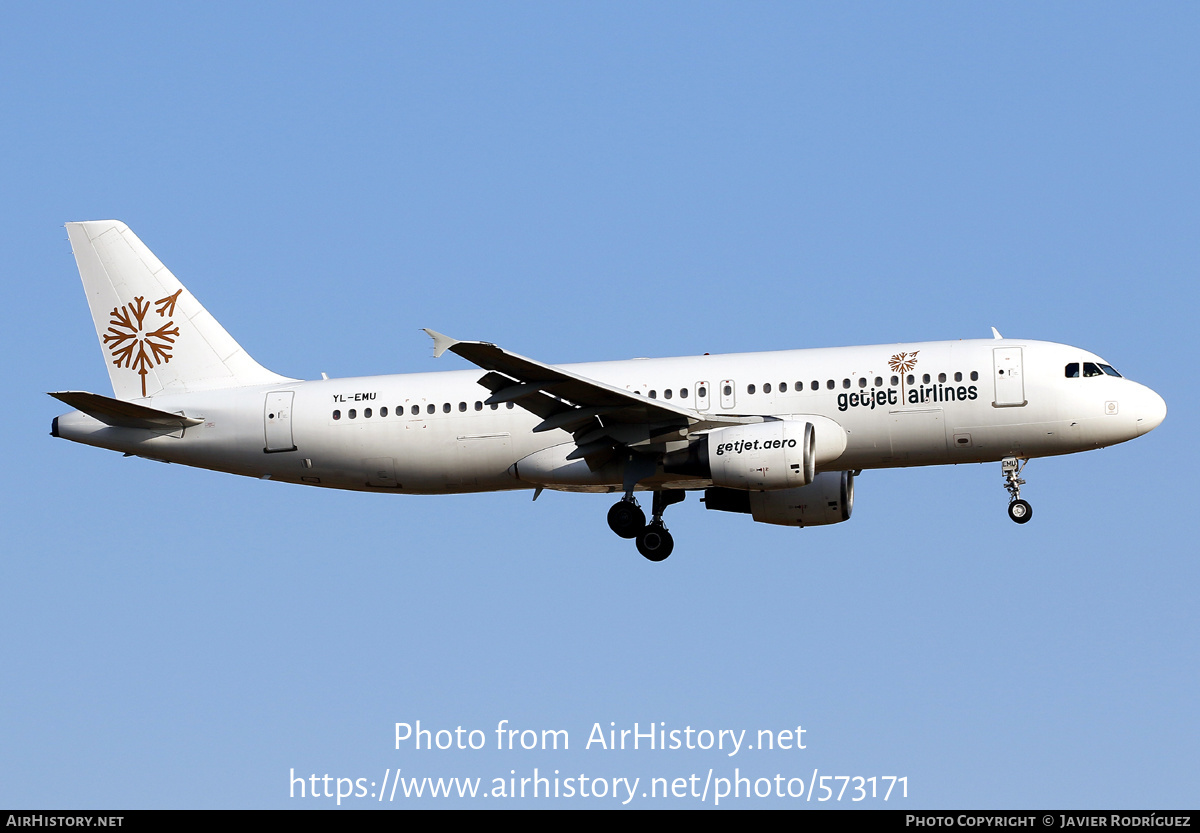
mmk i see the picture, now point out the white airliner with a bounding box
[51,221,1166,560]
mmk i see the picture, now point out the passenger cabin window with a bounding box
[779,382,787,392]
[922,374,931,384]
[475,401,483,411]
[907,374,914,385]
[970,371,979,381]
[411,405,419,415]
[1065,363,1080,378]
[427,404,435,414]
[349,409,357,419]
[364,408,372,418]
[333,410,341,420]
[858,378,867,388]
[891,375,899,386]
[380,407,388,417]
[649,390,657,399]
[664,389,673,399]
[842,379,851,389]
[747,384,756,395]
[954,372,962,383]
[811,381,819,391]
[763,383,771,394]
[826,380,834,390]
[874,377,882,387]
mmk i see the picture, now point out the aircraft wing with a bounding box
[423,330,756,464]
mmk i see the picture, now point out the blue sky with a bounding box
[2,2,1196,808]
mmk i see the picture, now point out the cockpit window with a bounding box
[1065,363,1080,378]
[1099,364,1122,377]
[1083,362,1105,377]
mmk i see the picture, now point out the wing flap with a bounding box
[532,406,620,433]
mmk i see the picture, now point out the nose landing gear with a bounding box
[608,489,684,560]
[1001,457,1033,524]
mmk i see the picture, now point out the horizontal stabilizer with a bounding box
[48,391,203,431]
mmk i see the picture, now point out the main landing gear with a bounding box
[607,490,685,561]
[607,499,645,539]
[1001,457,1033,524]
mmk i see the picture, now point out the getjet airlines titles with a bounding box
[50,221,1167,560]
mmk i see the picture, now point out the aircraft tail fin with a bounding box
[66,220,292,400]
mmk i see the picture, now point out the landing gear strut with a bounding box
[1001,457,1032,524]
[608,489,684,560]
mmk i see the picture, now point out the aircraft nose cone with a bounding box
[1136,388,1166,436]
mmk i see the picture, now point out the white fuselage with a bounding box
[54,338,1166,495]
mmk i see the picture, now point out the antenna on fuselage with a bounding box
[991,327,1003,339]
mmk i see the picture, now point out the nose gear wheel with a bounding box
[1007,499,1033,523]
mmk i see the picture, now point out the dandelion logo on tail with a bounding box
[102,289,183,397]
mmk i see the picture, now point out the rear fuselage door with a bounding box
[264,391,297,452]
[992,347,1027,407]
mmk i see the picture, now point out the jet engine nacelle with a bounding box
[708,420,815,489]
[703,471,855,527]
[694,416,846,490]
